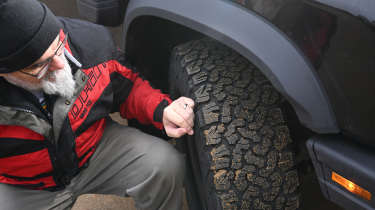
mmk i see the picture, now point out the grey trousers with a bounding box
[0,120,185,210]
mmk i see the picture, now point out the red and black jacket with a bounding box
[0,18,171,191]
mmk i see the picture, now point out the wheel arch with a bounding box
[122,0,339,133]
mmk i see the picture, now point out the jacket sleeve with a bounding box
[109,59,172,130]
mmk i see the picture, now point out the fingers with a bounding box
[162,96,196,138]
[167,128,188,138]
[174,104,194,128]
[164,122,189,138]
[165,105,194,132]
[175,97,195,126]
[182,97,195,109]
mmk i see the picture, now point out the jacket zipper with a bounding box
[12,106,65,187]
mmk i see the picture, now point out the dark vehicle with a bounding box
[77,0,375,209]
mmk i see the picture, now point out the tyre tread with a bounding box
[170,38,300,210]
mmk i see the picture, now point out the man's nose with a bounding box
[48,55,65,71]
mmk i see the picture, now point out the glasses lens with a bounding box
[36,64,50,79]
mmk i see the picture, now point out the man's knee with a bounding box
[146,141,185,184]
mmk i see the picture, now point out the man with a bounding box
[0,0,194,209]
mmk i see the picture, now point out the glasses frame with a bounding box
[20,34,69,79]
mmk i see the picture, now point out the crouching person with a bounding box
[0,0,195,209]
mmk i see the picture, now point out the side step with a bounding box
[306,135,375,210]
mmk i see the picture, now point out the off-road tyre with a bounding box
[169,38,300,210]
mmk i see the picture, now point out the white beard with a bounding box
[4,54,76,98]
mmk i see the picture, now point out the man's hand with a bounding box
[163,97,195,138]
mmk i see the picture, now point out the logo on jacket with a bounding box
[70,64,105,120]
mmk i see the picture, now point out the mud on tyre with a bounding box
[169,38,300,210]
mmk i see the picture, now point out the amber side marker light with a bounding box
[332,171,372,201]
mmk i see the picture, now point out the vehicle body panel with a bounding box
[307,136,375,209]
[122,0,339,134]
[76,0,375,142]
[231,0,375,143]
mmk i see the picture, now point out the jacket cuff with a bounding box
[153,99,170,123]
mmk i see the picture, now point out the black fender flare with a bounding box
[122,0,339,133]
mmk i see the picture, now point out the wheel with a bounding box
[169,38,300,210]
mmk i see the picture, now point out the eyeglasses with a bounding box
[20,34,69,79]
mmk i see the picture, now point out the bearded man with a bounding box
[0,0,195,209]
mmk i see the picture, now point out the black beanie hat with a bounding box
[0,0,62,73]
